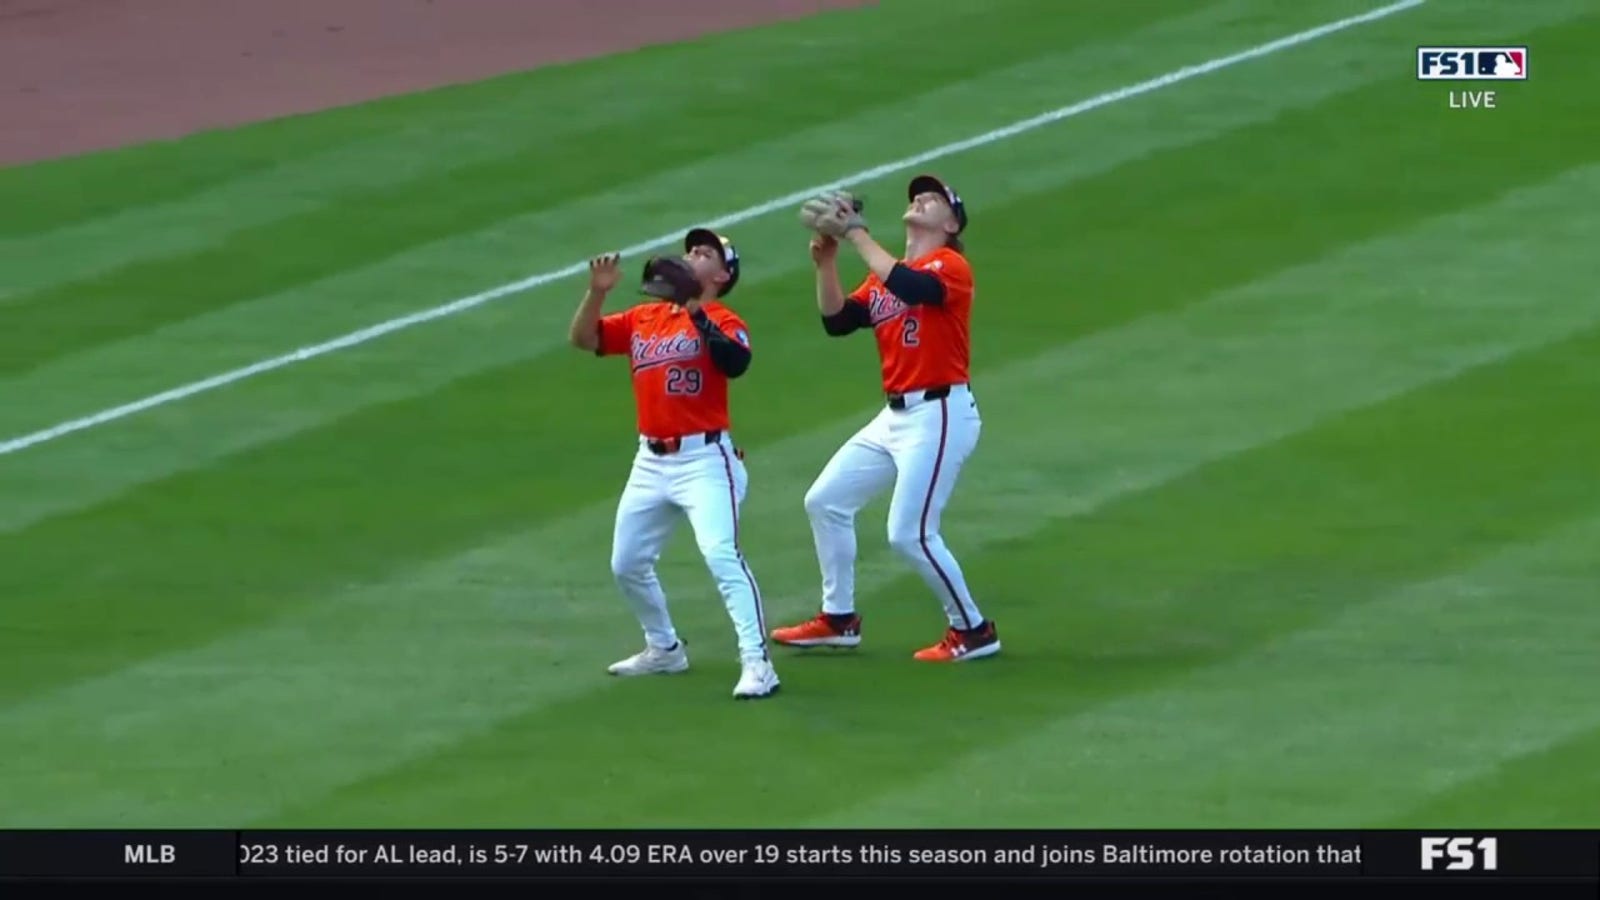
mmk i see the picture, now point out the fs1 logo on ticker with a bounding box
[1417,47,1527,80]
[1420,836,1499,871]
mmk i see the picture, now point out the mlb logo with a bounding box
[1417,46,1527,80]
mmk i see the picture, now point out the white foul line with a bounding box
[0,0,1423,458]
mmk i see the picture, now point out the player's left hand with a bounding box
[640,255,702,304]
[800,191,865,237]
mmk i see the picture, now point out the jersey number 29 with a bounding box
[665,366,703,395]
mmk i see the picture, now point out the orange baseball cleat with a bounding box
[771,612,861,648]
[913,621,1000,662]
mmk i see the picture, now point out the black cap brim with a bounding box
[684,227,740,297]
[908,174,968,234]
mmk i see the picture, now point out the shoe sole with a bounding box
[914,640,1001,662]
[772,635,861,648]
[608,659,690,676]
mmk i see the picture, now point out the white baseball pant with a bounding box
[804,384,985,628]
[609,433,769,663]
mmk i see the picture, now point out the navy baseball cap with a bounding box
[908,174,968,233]
[685,227,740,297]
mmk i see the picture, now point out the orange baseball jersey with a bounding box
[844,246,974,394]
[596,300,749,438]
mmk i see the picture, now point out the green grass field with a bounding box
[3,0,1598,830]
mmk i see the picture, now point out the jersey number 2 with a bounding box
[900,317,921,346]
[665,366,702,395]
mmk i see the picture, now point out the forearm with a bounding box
[815,262,846,316]
[845,229,901,282]
[568,288,607,351]
[841,230,945,305]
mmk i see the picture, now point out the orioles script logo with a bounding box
[631,332,702,371]
[866,288,908,325]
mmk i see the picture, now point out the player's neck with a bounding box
[904,228,944,261]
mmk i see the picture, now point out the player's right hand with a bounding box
[809,235,838,266]
[588,253,621,292]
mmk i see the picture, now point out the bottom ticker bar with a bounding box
[0,830,1595,881]
[233,829,1363,878]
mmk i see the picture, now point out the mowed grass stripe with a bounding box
[0,1,1178,377]
[11,34,1586,705]
[7,0,1436,297]
[1384,723,1600,828]
[1,165,1592,826]
[268,173,1600,828]
[0,0,1415,446]
[816,506,1600,829]
[0,0,1431,299]
[4,1,1582,538]
[0,108,389,241]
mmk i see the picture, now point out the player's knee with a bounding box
[611,549,650,582]
[803,482,827,516]
[804,481,847,522]
[886,521,925,559]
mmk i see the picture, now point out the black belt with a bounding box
[886,385,957,410]
[646,430,722,455]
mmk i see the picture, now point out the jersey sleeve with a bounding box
[915,250,974,305]
[705,306,751,349]
[595,308,635,357]
[846,276,875,306]
[696,305,752,377]
[823,278,875,337]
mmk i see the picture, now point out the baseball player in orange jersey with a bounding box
[567,228,779,699]
[771,174,998,662]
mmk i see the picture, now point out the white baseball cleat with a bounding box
[608,642,689,676]
[733,659,781,699]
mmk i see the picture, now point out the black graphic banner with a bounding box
[0,829,1595,882]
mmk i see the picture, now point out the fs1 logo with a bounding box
[1417,47,1527,80]
[1420,836,1499,871]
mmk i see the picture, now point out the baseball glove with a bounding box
[799,190,866,237]
[639,255,701,304]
